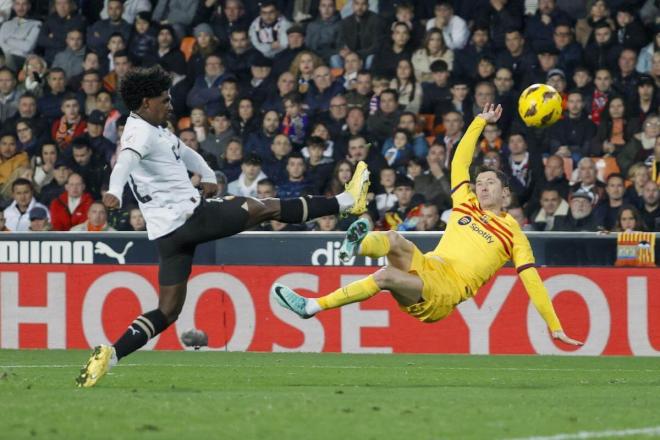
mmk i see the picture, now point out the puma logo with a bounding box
[94,241,134,264]
[129,326,140,336]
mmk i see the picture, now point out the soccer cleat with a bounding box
[339,218,371,262]
[344,161,370,215]
[76,345,114,388]
[271,283,314,319]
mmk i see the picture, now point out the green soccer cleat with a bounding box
[271,283,314,319]
[344,161,370,215]
[339,218,371,262]
[76,345,114,388]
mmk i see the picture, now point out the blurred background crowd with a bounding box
[0,0,658,234]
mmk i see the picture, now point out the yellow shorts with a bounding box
[399,246,466,323]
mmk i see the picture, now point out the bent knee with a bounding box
[385,230,412,253]
[248,197,279,221]
[372,266,399,287]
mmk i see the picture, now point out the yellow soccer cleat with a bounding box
[344,160,370,215]
[76,345,114,388]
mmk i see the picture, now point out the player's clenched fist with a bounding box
[103,193,120,209]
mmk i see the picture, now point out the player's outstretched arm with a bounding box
[519,267,583,346]
[450,103,502,189]
[105,149,141,209]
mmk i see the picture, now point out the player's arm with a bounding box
[179,142,218,197]
[450,104,502,201]
[105,149,140,209]
[513,229,583,346]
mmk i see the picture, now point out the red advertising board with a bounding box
[0,265,658,355]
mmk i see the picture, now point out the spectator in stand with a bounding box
[629,74,658,123]
[625,162,651,208]
[0,132,28,186]
[49,172,93,231]
[3,178,49,231]
[202,110,235,160]
[367,89,401,145]
[272,24,306,78]
[548,90,596,161]
[588,67,614,126]
[570,157,606,205]
[344,70,372,113]
[39,159,71,206]
[36,0,87,64]
[314,214,339,231]
[277,153,314,198]
[179,128,219,171]
[326,159,353,196]
[554,189,599,231]
[412,28,453,83]
[219,137,243,183]
[281,93,309,148]
[187,23,221,80]
[248,0,290,59]
[575,0,614,47]
[127,12,157,65]
[186,53,230,112]
[371,21,413,78]
[453,25,492,82]
[262,134,292,185]
[0,0,41,70]
[51,93,86,151]
[77,69,103,115]
[52,28,86,80]
[584,21,621,73]
[613,5,647,52]
[522,46,561,86]
[306,0,341,64]
[333,0,383,69]
[232,97,259,143]
[37,68,70,126]
[420,60,450,114]
[640,180,659,231]
[415,203,445,231]
[528,154,570,215]
[425,1,468,51]
[245,110,280,158]
[374,167,396,218]
[636,29,659,74]
[70,200,115,231]
[524,0,573,52]
[127,206,146,231]
[31,142,58,190]
[0,67,21,124]
[531,187,569,231]
[414,142,451,211]
[86,0,131,55]
[436,77,472,123]
[618,113,659,174]
[593,173,626,230]
[223,28,258,83]
[227,153,266,198]
[27,206,52,231]
[305,136,334,194]
[390,59,423,114]
[305,65,344,117]
[614,204,646,232]
[382,174,423,231]
[475,0,523,52]
[102,49,131,95]
[15,118,39,157]
[553,23,582,78]
[589,96,640,157]
[69,136,109,199]
[439,110,464,168]
[151,0,198,39]
[152,24,185,69]
[613,48,640,98]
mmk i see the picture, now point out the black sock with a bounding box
[279,196,339,223]
[113,309,168,360]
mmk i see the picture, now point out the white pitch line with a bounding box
[506,425,660,440]
[1,364,659,373]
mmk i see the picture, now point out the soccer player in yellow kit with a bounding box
[272,104,582,346]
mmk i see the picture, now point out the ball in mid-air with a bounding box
[518,84,563,128]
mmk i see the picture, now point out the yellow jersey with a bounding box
[431,116,563,332]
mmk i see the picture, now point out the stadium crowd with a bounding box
[0,0,658,233]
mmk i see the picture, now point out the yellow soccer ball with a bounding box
[518,84,563,128]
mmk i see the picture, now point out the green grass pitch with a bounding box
[1,350,660,440]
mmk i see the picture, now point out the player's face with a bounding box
[143,91,172,126]
[475,171,505,211]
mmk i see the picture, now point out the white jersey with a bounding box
[114,114,214,240]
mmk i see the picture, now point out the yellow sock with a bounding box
[317,275,381,310]
[358,232,390,258]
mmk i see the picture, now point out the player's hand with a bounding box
[200,182,218,198]
[552,330,583,346]
[103,193,120,209]
[478,103,503,124]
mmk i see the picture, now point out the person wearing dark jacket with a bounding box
[223,28,261,81]
[36,0,87,63]
[333,0,384,69]
[453,25,493,82]
[86,0,131,55]
[69,137,110,200]
[495,29,537,87]
[553,189,600,231]
[527,155,570,217]
[306,0,341,63]
[245,110,280,159]
[584,21,622,73]
[547,91,596,160]
[191,0,250,52]
[474,0,523,51]
[592,173,626,230]
[613,5,648,52]
[524,0,573,52]
[369,21,413,78]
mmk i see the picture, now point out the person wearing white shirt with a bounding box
[76,64,371,388]
[425,1,469,51]
[227,153,267,198]
[0,0,41,70]
[3,177,49,231]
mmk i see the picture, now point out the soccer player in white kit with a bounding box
[76,65,371,387]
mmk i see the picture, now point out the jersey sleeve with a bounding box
[450,116,486,204]
[512,224,563,332]
[120,124,151,158]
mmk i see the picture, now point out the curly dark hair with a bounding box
[120,65,172,111]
